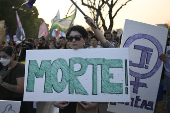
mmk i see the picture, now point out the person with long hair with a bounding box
[0,46,27,113]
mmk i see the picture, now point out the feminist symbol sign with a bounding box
[123,34,163,94]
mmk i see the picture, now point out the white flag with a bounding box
[51,10,60,24]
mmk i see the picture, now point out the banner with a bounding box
[38,21,48,38]
[108,19,168,113]
[0,100,21,113]
[24,48,130,102]
[16,11,26,40]
[50,7,77,35]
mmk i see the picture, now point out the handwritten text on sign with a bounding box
[0,100,21,113]
[107,19,168,113]
[24,49,130,102]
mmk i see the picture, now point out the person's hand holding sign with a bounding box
[53,101,70,109]
[79,101,98,110]
[159,54,168,63]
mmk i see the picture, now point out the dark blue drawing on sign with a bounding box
[2,104,15,113]
[123,34,163,94]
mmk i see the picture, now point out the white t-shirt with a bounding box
[88,45,102,49]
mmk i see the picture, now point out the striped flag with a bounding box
[50,7,77,36]
[22,0,36,8]
[16,26,21,40]
[16,11,26,40]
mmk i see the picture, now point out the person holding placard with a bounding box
[53,16,114,113]
[0,46,27,113]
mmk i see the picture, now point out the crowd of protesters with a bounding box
[0,16,169,113]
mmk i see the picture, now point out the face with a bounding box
[39,39,43,44]
[66,42,71,49]
[91,38,98,47]
[0,51,10,60]
[88,33,92,39]
[59,39,65,46]
[68,31,86,49]
[105,34,112,40]
[0,51,14,66]
[49,43,54,49]
[113,33,117,38]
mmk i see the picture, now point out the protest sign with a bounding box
[24,48,130,102]
[0,100,21,113]
[108,19,168,113]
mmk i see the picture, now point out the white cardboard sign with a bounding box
[108,19,168,113]
[24,48,130,102]
[0,100,21,113]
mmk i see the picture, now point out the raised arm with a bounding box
[84,16,106,44]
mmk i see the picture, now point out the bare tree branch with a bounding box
[81,0,133,31]
[81,0,98,11]
[113,0,119,7]
[113,0,132,19]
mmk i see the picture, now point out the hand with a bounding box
[53,101,70,109]
[84,16,94,27]
[79,101,98,110]
[159,54,168,63]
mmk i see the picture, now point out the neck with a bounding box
[92,45,98,48]
[8,61,17,70]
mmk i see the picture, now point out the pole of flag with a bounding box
[70,0,97,29]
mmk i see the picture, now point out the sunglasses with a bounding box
[67,35,82,42]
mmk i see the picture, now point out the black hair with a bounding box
[18,43,33,62]
[91,35,98,41]
[112,31,117,34]
[66,25,88,39]
[41,36,45,41]
[28,38,33,43]
[1,46,16,60]
[59,36,66,40]
[87,31,94,36]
